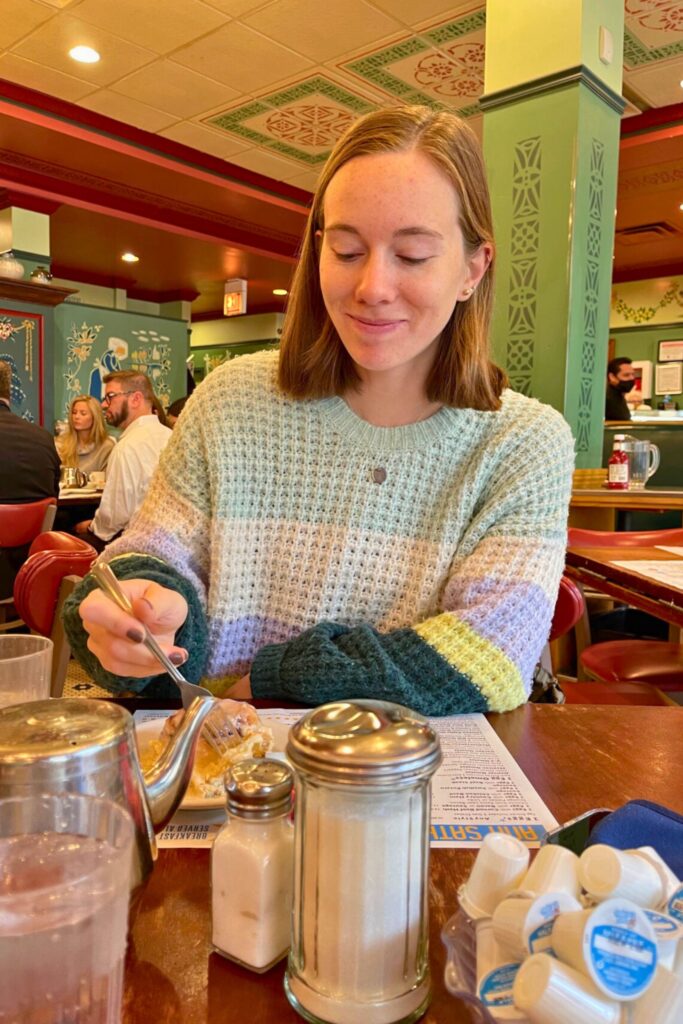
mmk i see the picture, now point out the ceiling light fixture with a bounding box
[121,252,139,263]
[69,45,100,64]
[273,288,288,296]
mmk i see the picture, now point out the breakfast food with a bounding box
[140,700,274,799]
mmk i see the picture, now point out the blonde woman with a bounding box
[58,395,115,477]
[66,105,573,710]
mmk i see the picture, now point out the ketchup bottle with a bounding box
[607,434,630,490]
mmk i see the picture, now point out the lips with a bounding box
[347,313,406,333]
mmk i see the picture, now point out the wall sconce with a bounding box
[224,278,248,316]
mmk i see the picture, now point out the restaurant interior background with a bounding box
[0,0,682,474]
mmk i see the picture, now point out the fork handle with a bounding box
[89,562,187,686]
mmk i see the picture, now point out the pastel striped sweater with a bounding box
[64,350,575,714]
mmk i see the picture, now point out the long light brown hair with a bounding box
[278,105,506,410]
[59,395,110,467]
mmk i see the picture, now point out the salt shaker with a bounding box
[211,758,294,972]
[284,700,442,1024]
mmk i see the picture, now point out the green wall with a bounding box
[53,304,188,423]
[610,323,683,368]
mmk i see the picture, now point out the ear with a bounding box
[460,241,493,300]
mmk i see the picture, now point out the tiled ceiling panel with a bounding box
[111,60,236,118]
[71,0,228,54]
[242,0,404,63]
[0,51,94,101]
[12,15,156,87]
[0,0,54,50]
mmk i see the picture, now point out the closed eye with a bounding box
[398,255,431,265]
[332,250,363,262]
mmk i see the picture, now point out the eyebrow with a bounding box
[325,223,444,240]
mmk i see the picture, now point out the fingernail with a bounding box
[139,598,153,611]
[169,651,187,666]
[126,628,144,643]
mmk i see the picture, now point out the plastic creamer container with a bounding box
[551,898,658,1001]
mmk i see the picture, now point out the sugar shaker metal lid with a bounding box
[286,700,441,785]
[225,758,294,818]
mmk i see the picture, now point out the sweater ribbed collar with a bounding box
[317,395,471,452]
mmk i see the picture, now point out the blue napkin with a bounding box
[585,800,683,879]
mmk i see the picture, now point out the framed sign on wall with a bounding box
[655,361,683,396]
[630,359,652,402]
[658,339,683,363]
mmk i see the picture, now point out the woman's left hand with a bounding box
[226,674,252,698]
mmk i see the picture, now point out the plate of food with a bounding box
[135,703,293,810]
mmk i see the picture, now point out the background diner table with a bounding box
[569,486,683,531]
[123,702,683,1024]
[566,541,683,628]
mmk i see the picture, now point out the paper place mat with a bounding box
[136,709,556,850]
[611,559,683,591]
[656,546,683,557]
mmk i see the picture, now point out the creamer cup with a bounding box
[513,953,621,1024]
[492,891,581,961]
[627,965,683,1024]
[643,909,683,971]
[551,898,658,1001]
[459,833,530,920]
[579,845,664,908]
[667,883,683,924]
[476,920,529,1021]
[519,844,581,900]
[632,848,680,907]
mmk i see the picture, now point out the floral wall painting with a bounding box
[55,305,187,421]
[0,308,44,423]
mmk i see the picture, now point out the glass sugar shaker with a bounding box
[211,758,294,973]
[284,700,442,1024]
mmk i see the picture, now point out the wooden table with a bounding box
[123,704,683,1024]
[569,487,683,530]
[566,543,683,627]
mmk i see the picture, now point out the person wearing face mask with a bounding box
[605,357,635,420]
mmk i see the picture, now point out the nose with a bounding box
[354,252,396,306]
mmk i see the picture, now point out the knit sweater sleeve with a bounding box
[250,406,575,716]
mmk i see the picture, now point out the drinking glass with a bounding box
[0,793,134,1024]
[627,441,660,489]
[0,635,52,708]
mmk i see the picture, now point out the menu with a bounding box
[611,557,683,591]
[134,709,557,850]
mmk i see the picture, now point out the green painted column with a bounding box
[482,0,624,467]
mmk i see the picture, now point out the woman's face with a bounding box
[71,401,93,432]
[318,148,490,386]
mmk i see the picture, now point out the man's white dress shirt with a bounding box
[91,414,171,541]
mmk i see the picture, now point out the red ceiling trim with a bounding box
[621,103,683,148]
[0,157,300,262]
[612,260,683,284]
[127,287,200,304]
[0,188,61,215]
[0,79,312,214]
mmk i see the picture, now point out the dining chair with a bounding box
[567,527,683,694]
[0,498,57,632]
[546,574,674,706]
[13,531,97,695]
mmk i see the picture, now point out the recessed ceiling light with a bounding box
[273,288,288,296]
[121,252,139,263]
[69,45,100,64]
[679,203,683,211]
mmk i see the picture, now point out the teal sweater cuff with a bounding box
[62,554,209,698]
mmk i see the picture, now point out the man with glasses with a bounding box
[75,370,171,548]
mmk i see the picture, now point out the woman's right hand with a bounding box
[79,577,189,678]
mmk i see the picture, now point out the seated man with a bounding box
[75,371,171,549]
[0,360,60,598]
[605,357,635,420]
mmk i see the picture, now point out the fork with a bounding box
[89,561,236,754]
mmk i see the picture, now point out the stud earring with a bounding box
[463,287,475,298]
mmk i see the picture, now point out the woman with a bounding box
[64,106,574,714]
[58,395,114,477]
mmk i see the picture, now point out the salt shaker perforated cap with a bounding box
[225,758,293,819]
